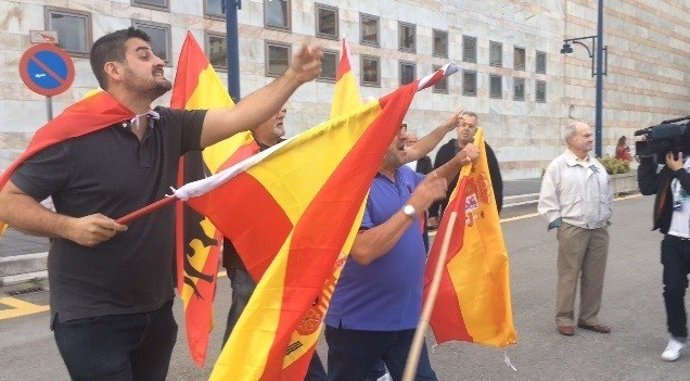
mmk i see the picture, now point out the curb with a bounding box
[0,252,48,286]
[503,193,539,208]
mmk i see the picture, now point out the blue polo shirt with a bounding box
[325,166,426,331]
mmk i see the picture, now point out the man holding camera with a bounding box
[638,149,690,361]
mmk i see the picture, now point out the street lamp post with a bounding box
[560,0,607,157]
[225,0,242,102]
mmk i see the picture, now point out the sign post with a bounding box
[18,43,75,121]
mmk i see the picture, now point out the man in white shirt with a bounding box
[538,121,613,337]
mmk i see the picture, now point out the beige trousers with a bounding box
[555,223,609,327]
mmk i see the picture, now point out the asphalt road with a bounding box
[1,195,686,381]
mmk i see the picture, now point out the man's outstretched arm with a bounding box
[200,44,323,148]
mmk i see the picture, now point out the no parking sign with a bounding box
[19,44,75,97]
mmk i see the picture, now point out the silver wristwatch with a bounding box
[402,204,417,218]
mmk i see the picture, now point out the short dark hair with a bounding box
[89,27,151,89]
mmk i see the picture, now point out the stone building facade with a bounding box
[0,0,688,179]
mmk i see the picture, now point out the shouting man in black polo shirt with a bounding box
[0,27,322,381]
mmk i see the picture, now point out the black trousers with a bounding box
[661,235,690,339]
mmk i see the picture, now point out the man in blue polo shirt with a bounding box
[325,126,479,381]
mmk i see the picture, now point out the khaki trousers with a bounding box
[555,223,609,327]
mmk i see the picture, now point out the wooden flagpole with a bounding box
[402,210,459,381]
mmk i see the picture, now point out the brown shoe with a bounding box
[558,325,575,336]
[577,323,611,333]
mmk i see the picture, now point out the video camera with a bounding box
[634,116,690,162]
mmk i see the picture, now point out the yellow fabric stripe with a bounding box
[330,71,362,119]
[246,101,381,224]
[184,65,242,175]
[210,232,293,380]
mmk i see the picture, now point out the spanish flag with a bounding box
[0,92,133,189]
[172,81,419,380]
[258,37,367,378]
[424,128,517,347]
[170,32,258,367]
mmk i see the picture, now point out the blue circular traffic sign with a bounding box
[19,44,75,97]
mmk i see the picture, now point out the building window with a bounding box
[490,41,502,67]
[463,70,477,97]
[536,80,546,102]
[204,0,225,18]
[132,20,171,64]
[432,65,447,93]
[399,61,415,85]
[433,29,448,58]
[205,33,227,71]
[265,42,290,77]
[319,49,338,82]
[536,51,547,74]
[490,74,502,99]
[45,7,92,56]
[513,77,525,101]
[514,47,525,71]
[131,0,168,10]
[360,13,379,47]
[361,55,380,87]
[315,4,338,40]
[463,35,476,63]
[399,22,416,53]
[265,0,290,30]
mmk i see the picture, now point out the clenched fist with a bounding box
[287,44,323,84]
[408,172,448,212]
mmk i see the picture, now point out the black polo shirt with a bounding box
[11,106,206,323]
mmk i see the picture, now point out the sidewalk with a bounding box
[0,178,543,285]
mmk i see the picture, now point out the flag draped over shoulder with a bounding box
[173,81,418,380]
[170,32,258,367]
[0,92,133,190]
[424,128,517,347]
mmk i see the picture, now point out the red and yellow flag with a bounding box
[330,38,361,119]
[265,37,368,378]
[170,32,258,367]
[0,92,133,190]
[424,128,517,347]
[171,82,418,380]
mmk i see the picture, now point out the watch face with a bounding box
[403,204,416,216]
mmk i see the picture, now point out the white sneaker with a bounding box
[661,338,686,361]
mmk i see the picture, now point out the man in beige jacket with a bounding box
[538,121,613,337]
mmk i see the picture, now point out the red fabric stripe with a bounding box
[424,178,473,343]
[216,142,260,173]
[170,32,208,109]
[0,91,133,189]
[259,83,419,380]
[335,39,351,81]
[420,70,446,91]
[186,172,293,282]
